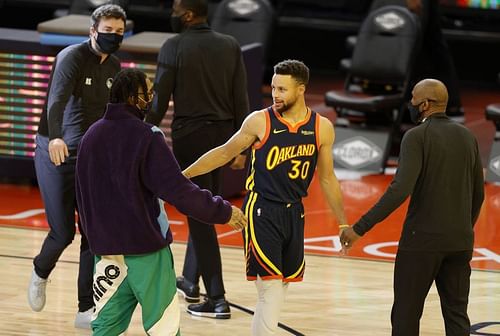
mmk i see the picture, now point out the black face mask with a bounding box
[408,102,423,124]
[96,32,123,54]
[170,13,186,33]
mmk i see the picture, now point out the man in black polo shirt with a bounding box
[28,4,126,329]
[146,0,249,319]
[341,79,484,336]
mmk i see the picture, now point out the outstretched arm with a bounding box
[342,128,423,248]
[183,111,264,179]
[316,117,348,228]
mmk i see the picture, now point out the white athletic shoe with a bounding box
[28,269,48,312]
[74,307,94,329]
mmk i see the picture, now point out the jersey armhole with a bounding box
[253,107,271,150]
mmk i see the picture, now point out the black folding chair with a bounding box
[325,5,421,172]
[210,0,274,58]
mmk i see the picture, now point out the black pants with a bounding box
[411,0,462,110]
[172,121,234,299]
[33,135,94,312]
[391,249,472,336]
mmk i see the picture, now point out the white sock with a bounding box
[251,276,289,336]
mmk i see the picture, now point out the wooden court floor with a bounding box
[0,226,499,336]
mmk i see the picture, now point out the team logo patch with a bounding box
[375,11,405,31]
[106,78,113,89]
[333,136,382,169]
[228,0,260,16]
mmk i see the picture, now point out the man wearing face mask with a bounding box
[340,79,484,336]
[146,0,249,319]
[75,68,247,335]
[28,4,126,329]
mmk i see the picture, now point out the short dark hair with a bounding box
[180,0,208,18]
[274,59,309,86]
[91,4,127,29]
[110,69,148,104]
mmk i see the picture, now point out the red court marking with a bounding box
[1,175,498,271]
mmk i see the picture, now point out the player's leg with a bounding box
[282,202,306,282]
[92,255,137,336]
[252,276,289,336]
[75,218,95,328]
[243,193,286,335]
[435,250,472,336]
[252,202,305,336]
[391,250,441,336]
[30,139,77,312]
[128,246,181,336]
[173,127,227,313]
[177,236,201,303]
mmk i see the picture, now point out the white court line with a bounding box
[169,220,184,225]
[217,230,240,239]
[0,209,46,220]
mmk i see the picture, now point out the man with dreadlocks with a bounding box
[75,68,247,335]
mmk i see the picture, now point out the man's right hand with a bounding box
[226,205,247,231]
[48,138,69,166]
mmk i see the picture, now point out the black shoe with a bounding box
[176,276,200,303]
[187,298,231,319]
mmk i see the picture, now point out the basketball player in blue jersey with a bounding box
[183,59,348,335]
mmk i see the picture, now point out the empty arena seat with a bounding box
[324,5,421,172]
[486,104,500,134]
[341,0,407,72]
[211,0,274,57]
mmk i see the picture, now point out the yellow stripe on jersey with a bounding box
[243,192,255,258]
[286,258,305,279]
[245,148,257,191]
[248,192,282,276]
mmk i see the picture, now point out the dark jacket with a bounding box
[76,103,232,255]
[353,113,484,251]
[146,23,249,139]
[38,40,120,151]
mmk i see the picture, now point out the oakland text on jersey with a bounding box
[266,144,316,170]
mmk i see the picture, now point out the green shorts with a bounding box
[91,246,180,336]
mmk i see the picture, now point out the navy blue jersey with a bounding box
[245,106,320,203]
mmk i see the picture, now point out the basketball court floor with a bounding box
[0,82,498,335]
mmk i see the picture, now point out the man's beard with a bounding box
[275,98,296,114]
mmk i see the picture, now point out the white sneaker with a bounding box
[74,307,94,329]
[28,270,48,312]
